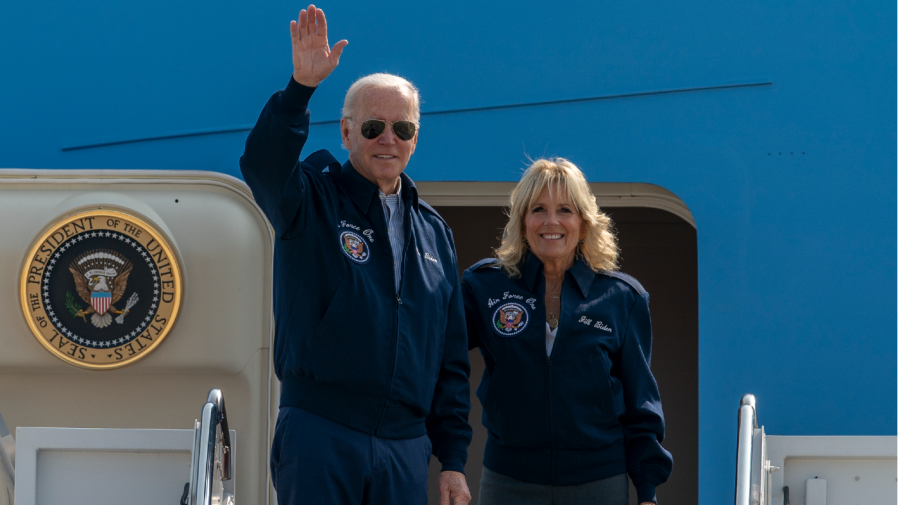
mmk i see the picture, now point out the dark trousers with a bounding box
[478,466,629,505]
[271,406,432,505]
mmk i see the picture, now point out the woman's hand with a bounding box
[290,4,348,87]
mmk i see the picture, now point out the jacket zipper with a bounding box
[546,292,563,484]
[375,203,413,434]
[375,290,401,435]
[547,350,554,484]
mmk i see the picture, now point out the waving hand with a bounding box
[291,5,348,87]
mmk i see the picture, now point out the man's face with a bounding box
[341,86,418,193]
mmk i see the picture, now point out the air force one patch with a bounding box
[20,209,183,370]
[492,302,530,337]
[340,230,370,264]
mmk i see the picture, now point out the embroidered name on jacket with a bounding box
[578,315,613,333]
[492,302,530,337]
[339,230,370,264]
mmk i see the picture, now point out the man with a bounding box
[240,5,472,505]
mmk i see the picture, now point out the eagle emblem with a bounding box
[492,302,530,337]
[21,208,183,369]
[68,250,139,328]
[339,231,370,264]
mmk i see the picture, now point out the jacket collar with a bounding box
[521,252,595,298]
[568,256,596,297]
[336,160,419,214]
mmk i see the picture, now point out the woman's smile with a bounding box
[524,185,585,270]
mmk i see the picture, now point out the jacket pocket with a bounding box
[588,353,619,424]
[484,363,552,448]
[552,350,619,449]
[306,277,392,394]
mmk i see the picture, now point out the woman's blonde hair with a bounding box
[495,158,619,278]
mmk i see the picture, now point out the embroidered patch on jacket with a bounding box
[492,302,530,337]
[339,230,370,264]
[20,209,183,370]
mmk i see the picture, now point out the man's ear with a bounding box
[340,118,352,151]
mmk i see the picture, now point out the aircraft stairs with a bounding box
[1,389,235,505]
[733,394,895,505]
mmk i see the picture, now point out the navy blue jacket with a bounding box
[463,254,672,502]
[240,78,472,472]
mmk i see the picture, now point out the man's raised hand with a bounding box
[291,5,348,87]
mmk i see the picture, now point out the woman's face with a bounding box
[523,185,585,268]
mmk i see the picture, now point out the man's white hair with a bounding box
[342,73,421,123]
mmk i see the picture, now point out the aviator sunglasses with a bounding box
[349,118,417,141]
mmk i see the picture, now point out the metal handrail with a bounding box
[735,394,757,505]
[206,389,232,482]
[188,389,233,505]
[0,411,13,497]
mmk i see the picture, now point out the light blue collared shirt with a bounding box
[378,180,404,293]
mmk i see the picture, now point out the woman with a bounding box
[463,158,672,505]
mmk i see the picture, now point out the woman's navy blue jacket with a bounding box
[239,78,472,472]
[462,254,672,502]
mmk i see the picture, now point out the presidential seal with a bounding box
[339,230,370,264]
[20,209,183,370]
[492,302,530,337]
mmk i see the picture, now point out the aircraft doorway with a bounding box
[421,183,698,505]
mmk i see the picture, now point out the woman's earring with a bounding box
[578,239,584,244]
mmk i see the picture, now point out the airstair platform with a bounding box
[734,394,896,505]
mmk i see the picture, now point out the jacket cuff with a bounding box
[278,75,317,117]
[634,481,657,504]
[434,436,469,474]
[437,448,467,474]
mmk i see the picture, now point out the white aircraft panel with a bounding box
[37,451,190,505]
[15,427,236,505]
[767,435,897,505]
